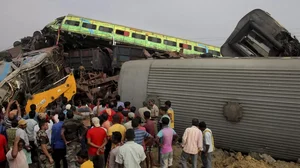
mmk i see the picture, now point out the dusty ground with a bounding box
[151,145,300,168]
[83,118,300,168]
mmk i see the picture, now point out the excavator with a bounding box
[25,72,76,113]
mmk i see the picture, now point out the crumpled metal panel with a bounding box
[143,58,300,161]
[221,9,300,57]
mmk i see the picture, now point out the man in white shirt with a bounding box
[148,99,159,118]
[16,119,32,164]
[6,136,29,168]
[116,129,146,168]
[16,120,30,148]
[116,95,124,108]
[180,119,203,168]
[124,112,135,130]
[25,111,38,163]
[199,121,214,168]
[138,101,150,122]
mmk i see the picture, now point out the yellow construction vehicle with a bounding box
[25,73,76,113]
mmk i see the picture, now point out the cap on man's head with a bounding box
[92,117,100,127]
[18,119,27,126]
[66,104,71,110]
[128,112,135,119]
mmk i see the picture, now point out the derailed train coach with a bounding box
[118,9,300,161]
[118,58,300,161]
[0,47,64,105]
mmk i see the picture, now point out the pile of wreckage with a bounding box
[1,8,300,112]
[0,25,203,112]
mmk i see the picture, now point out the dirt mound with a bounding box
[153,145,300,168]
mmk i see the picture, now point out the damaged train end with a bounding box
[221,9,300,57]
[0,47,65,111]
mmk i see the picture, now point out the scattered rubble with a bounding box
[153,146,300,168]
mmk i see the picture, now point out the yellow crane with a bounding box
[25,73,76,113]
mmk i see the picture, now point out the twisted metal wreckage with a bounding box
[0,25,202,112]
[0,8,299,113]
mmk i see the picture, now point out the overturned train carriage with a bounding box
[118,58,300,161]
[221,9,300,57]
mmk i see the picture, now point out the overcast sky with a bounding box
[1,0,300,50]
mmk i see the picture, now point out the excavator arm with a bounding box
[25,73,76,113]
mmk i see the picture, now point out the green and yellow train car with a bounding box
[45,14,221,56]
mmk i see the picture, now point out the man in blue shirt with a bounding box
[51,113,67,168]
[132,118,153,146]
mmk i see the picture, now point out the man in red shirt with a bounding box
[116,106,124,124]
[0,133,8,168]
[143,111,158,168]
[87,117,107,168]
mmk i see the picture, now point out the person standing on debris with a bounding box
[61,110,87,168]
[199,121,214,168]
[149,99,159,118]
[86,117,107,168]
[165,101,174,129]
[37,120,54,168]
[157,117,178,168]
[180,118,203,168]
[138,101,150,123]
[51,113,68,168]
[116,129,146,168]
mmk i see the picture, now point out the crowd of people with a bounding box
[0,95,214,168]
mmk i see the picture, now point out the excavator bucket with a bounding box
[221,9,300,57]
[25,73,76,113]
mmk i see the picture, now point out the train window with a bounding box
[82,23,97,30]
[179,43,192,50]
[99,26,113,33]
[164,40,177,46]
[65,20,80,26]
[132,33,146,40]
[194,46,206,53]
[116,30,130,36]
[148,36,162,43]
